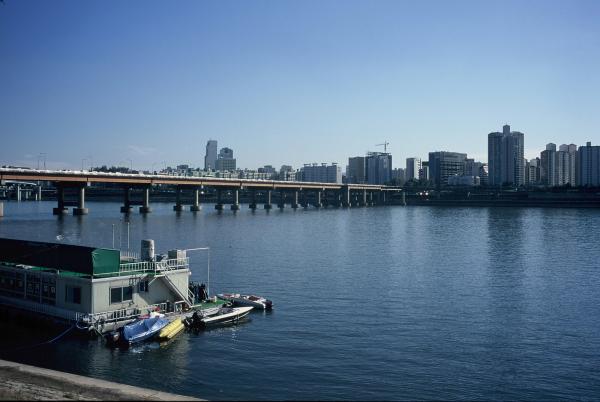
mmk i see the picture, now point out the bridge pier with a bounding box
[291,191,299,209]
[361,189,367,207]
[264,190,272,210]
[368,191,374,206]
[52,186,68,215]
[139,188,152,213]
[300,190,308,208]
[277,190,285,209]
[120,188,132,213]
[73,187,89,215]
[401,191,406,206]
[342,187,350,207]
[16,185,21,202]
[313,190,322,208]
[190,188,202,212]
[173,187,186,212]
[231,189,240,210]
[215,189,224,210]
[37,186,42,201]
[249,190,257,210]
[0,202,3,217]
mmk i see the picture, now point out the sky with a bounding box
[1,0,599,171]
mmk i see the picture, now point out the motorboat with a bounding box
[122,313,170,344]
[217,293,273,310]
[184,306,253,329]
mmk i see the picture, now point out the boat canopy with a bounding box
[0,237,120,276]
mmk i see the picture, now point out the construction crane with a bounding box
[375,141,390,153]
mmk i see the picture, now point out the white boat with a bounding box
[185,306,253,329]
[217,293,273,310]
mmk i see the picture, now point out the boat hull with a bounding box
[184,306,253,329]
[217,293,273,310]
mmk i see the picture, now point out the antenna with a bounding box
[375,141,390,153]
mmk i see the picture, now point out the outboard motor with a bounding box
[265,300,273,310]
[199,283,208,301]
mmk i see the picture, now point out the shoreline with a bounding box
[0,359,202,401]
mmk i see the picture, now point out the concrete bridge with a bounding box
[0,168,404,215]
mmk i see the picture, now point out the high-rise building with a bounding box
[365,152,392,185]
[204,140,217,171]
[526,158,541,185]
[300,163,342,183]
[405,158,421,182]
[215,147,236,171]
[347,157,366,184]
[540,143,557,186]
[428,151,467,187]
[577,141,600,186]
[392,168,406,185]
[556,144,577,186]
[419,161,429,181]
[487,124,525,186]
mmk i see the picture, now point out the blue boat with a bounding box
[122,315,170,344]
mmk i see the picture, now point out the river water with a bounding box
[0,201,599,400]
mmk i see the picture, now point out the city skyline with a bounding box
[2,1,600,170]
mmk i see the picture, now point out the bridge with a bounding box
[0,168,404,215]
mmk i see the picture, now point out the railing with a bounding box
[75,301,169,327]
[120,250,139,261]
[160,273,192,308]
[96,257,190,277]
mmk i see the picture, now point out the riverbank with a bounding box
[0,359,201,401]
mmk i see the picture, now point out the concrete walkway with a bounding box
[0,359,202,401]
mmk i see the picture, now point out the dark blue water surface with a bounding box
[1,201,599,400]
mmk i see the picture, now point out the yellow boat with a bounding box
[158,318,185,340]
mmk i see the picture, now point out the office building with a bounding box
[487,124,525,186]
[204,140,217,171]
[347,157,366,184]
[366,152,392,185]
[405,158,421,182]
[577,141,600,186]
[428,151,467,187]
[300,163,342,184]
[215,147,236,172]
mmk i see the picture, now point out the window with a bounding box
[123,286,133,301]
[65,286,81,304]
[110,287,122,304]
[138,280,149,292]
[110,286,134,304]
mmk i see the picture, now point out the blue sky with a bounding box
[1,0,599,171]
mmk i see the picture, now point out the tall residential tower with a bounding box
[487,124,525,187]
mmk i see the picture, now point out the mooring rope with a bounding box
[0,325,74,354]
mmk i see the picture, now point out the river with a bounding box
[0,201,599,400]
